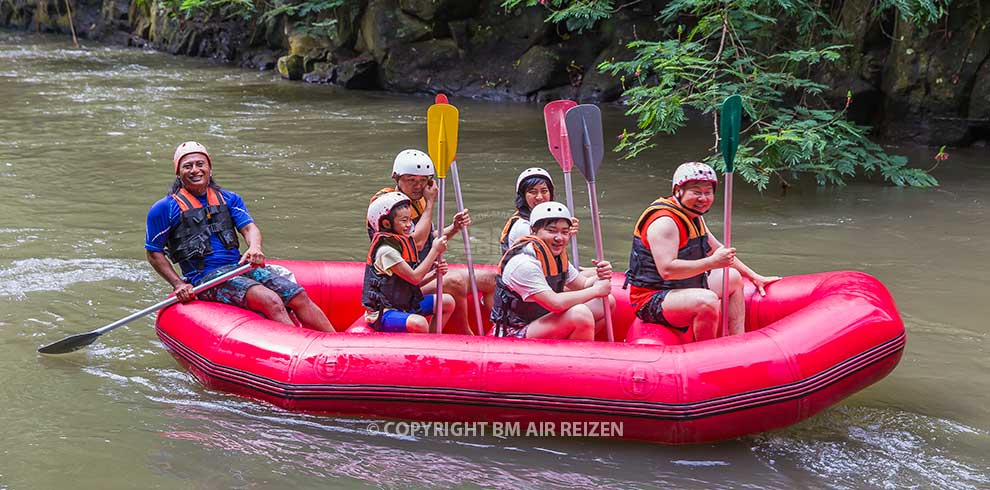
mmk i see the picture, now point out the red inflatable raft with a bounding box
[155,260,905,444]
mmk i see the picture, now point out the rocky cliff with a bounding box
[2,0,987,145]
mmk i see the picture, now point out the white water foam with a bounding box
[0,258,154,300]
[751,406,990,490]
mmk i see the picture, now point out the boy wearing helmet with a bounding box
[369,149,496,334]
[490,202,614,340]
[624,162,779,341]
[145,141,335,333]
[363,191,455,333]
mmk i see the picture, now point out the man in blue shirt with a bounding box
[145,141,335,332]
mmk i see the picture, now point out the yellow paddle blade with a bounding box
[427,103,459,178]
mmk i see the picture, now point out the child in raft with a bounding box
[362,191,455,333]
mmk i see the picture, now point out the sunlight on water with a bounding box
[753,406,990,490]
[0,258,154,299]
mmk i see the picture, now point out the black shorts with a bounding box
[634,290,689,333]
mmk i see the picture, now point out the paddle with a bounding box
[434,93,483,336]
[427,101,459,334]
[718,94,743,336]
[38,263,253,354]
[543,100,581,264]
[564,104,614,342]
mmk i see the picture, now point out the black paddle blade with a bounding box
[564,104,604,182]
[37,331,102,354]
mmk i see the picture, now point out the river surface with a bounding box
[1,30,988,490]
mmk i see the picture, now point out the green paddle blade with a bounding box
[564,104,604,182]
[719,94,743,173]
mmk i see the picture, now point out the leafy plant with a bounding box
[261,0,345,39]
[505,0,946,189]
[502,0,613,33]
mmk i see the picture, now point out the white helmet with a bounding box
[529,201,572,230]
[392,149,435,177]
[367,191,411,233]
[672,162,718,191]
[516,167,554,193]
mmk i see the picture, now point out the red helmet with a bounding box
[173,141,211,174]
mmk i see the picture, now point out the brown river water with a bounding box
[1,30,988,489]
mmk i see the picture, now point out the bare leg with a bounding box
[244,285,293,325]
[287,291,335,333]
[406,314,430,333]
[525,304,595,340]
[435,293,456,331]
[709,268,745,335]
[584,294,616,335]
[474,268,497,307]
[658,288,720,341]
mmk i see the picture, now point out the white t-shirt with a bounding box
[502,245,581,301]
[506,217,531,248]
[373,245,406,275]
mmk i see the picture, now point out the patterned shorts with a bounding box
[194,264,304,308]
[634,290,689,332]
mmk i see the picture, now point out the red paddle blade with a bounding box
[435,93,449,104]
[544,100,578,172]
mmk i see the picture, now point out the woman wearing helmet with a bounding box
[362,191,455,333]
[623,162,780,341]
[490,202,614,340]
[499,168,555,254]
[369,149,496,335]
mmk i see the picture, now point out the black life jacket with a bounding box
[623,196,711,291]
[164,187,239,272]
[368,187,433,261]
[490,236,570,337]
[498,211,525,255]
[362,232,425,322]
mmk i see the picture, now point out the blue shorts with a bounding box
[194,264,304,309]
[379,295,436,333]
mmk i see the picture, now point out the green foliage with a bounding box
[501,0,613,33]
[160,0,256,21]
[156,0,346,37]
[261,0,344,38]
[877,0,951,24]
[507,0,946,189]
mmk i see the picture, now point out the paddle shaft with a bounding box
[585,180,614,342]
[562,171,580,264]
[38,263,252,354]
[720,173,733,336]
[450,162,483,335]
[101,263,253,334]
[434,179,446,334]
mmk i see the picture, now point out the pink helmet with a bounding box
[173,141,212,174]
[672,162,717,191]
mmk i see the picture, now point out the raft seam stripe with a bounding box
[156,330,904,420]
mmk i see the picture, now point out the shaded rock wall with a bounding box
[2,0,987,145]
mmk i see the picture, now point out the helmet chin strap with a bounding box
[674,190,711,216]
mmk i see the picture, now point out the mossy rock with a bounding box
[278,54,306,81]
[510,45,566,96]
[359,0,433,62]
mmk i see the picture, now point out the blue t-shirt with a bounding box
[145,189,254,285]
